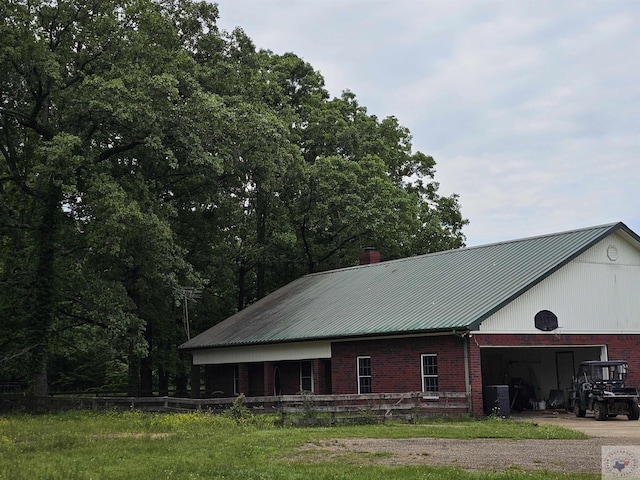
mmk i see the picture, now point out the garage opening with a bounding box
[480,345,605,411]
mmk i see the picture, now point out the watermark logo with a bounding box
[602,446,640,478]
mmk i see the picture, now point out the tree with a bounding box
[0,0,221,395]
[280,90,467,273]
[189,35,313,309]
[0,0,467,396]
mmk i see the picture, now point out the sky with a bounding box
[214,0,640,246]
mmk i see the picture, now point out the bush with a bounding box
[222,394,253,424]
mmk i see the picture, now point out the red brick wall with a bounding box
[330,335,467,394]
[467,337,483,416]
[211,333,640,417]
[238,363,249,395]
[315,359,332,394]
[263,362,275,396]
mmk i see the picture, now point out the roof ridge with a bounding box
[307,222,624,278]
[463,221,622,249]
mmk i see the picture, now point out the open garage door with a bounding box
[480,346,606,411]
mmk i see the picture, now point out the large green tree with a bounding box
[282,90,466,272]
[0,0,221,395]
[0,0,467,396]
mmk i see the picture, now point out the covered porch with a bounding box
[190,359,332,398]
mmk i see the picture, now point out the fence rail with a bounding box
[277,391,470,424]
[2,391,471,422]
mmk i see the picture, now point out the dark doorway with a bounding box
[247,363,264,396]
[556,351,574,391]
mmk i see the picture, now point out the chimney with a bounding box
[359,247,381,265]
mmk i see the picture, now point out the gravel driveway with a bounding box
[293,412,640,473]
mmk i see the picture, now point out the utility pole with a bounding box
[175,287,202,340]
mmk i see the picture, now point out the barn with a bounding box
[179,222,640,416]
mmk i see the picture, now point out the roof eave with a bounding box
[178,326,472,352]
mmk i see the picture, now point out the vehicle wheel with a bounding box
[573,401,586,418]
[593,401,606,421]
[628,403,640,421]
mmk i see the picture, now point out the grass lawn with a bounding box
[0,409,597,480]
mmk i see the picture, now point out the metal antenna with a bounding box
[175,287,202,339]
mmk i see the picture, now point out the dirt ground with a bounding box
[292,411,640,474]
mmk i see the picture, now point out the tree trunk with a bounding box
[158,367,169,396]
[174,352,189,397]
[174,372,188,398]
[127,345,140,397]
[255,187,267,299]
[139,323,153,396]
[126,270,143,397]
[237,262,246,311]
[33,357,49,396]
[30,184,60,396]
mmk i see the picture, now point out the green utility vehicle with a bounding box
[572,360,640,421]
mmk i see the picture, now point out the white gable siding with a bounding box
[476,232,640,333]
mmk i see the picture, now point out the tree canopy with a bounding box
[0,0,467,396]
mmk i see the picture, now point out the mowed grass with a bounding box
[0,410,596,480]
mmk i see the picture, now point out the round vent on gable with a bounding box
[607,245,618,261]
[534,310,558,331]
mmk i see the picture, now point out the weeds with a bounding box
[0,411,594,480]
[300,391,318,419]
[221,393,253,424]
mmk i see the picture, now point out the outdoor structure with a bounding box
[179,222,640,416]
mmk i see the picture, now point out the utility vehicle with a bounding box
[572,360,640,421]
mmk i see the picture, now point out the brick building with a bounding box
[179,222,640,416]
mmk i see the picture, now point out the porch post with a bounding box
[313,359,322,394]
[238,363,249,395]
[467,334,484,416]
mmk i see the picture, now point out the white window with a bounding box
[357,356,372,394]
[421,354,438,392]
[300,361,314,392]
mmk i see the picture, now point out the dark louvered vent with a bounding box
[535,310,558,331]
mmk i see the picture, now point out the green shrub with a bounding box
[222,394,253,424]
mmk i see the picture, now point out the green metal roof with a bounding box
[180,222,635,350]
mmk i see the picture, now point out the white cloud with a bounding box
[215,0,640,245]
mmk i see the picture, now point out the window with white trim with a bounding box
[421,354,439,392]
[300,361,313,392]
[357,356,372,394]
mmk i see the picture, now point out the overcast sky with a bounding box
[214,0,640,246]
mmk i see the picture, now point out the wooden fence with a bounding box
[277,392,470,424]
[2,391,470,423]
